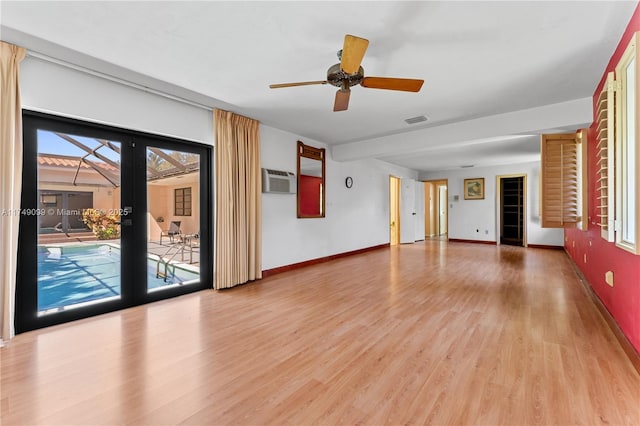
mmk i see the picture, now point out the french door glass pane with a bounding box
[146,147,201,292]
[36,130,122,315]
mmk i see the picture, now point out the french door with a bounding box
[16,111,212,333]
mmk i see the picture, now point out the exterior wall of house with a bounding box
[38,162,119,231]
[565,4,640,353]
[421,162,564,246]
[148,185,170,241]
[38,184,117,210]
[38,184,118,229]
[148,183,200,240]
[162,183,199,236]
[99,186,120,211]
[38,165,115,188]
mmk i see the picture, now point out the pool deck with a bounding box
[148,240,200,266]
[38,235,200,266]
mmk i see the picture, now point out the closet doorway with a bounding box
[498,175,526,246]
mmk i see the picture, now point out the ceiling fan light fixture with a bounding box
[269,34,423,112]
[327,63,364,88]
[404,115,428,125]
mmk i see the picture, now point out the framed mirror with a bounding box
[297,141,325,218]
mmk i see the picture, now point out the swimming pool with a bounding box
[38,244,199,313]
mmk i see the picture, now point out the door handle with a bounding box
[121,206,133,226]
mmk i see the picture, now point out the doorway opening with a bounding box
[498,174,526,246]
[424,179,448,239]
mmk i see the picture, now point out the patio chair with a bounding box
[178,232,199,264]
[160,221,181,245]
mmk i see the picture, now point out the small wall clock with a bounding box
[345,176,353,188]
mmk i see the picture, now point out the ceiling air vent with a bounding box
[404,115,428,125]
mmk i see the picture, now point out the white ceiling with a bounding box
[1,1,637,173]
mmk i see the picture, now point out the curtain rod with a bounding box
[26,50,214,112]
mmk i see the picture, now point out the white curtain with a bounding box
[214,108,262,289]
[0,42,26,343]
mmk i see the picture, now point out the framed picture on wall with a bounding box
[464,178,485,200]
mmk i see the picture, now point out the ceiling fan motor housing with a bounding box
[327,63,364,88]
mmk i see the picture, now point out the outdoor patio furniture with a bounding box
[179,232,199,264]
[160,221,181,245]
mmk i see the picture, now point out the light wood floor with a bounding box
[2,241,639,425]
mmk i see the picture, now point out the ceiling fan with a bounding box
[269,34,424,112]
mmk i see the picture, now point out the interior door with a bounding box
[424,182,433,237]
[400,178,416,244]
[414,181,425,241]
[438,185,448,235]
[16,111,212,333]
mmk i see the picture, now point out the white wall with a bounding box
[260,125,418,270]
[20,56,213,144]
[421,161,564,246]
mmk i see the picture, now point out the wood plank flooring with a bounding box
[2,240,639,425]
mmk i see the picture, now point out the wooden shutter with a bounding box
[596,72,616,241]
[541,133,582,228]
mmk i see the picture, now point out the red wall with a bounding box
[299,175,321,216]
[565,2,640,354]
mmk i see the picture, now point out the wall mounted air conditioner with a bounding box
[261,168,296,194]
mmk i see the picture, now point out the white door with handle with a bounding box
[400,178,416,244]
[438,185,447,235]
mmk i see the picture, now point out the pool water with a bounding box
[38,244,199,312]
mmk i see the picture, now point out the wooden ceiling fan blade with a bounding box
[340,35,369,74]
[361,77,424,92]
[269,80,327,89]
[334,89,351,112]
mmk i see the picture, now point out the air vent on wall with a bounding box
[404,115,428,125]
[261,168,296,194]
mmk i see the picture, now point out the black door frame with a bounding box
[16,110,213,333]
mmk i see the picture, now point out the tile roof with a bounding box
[37,154,118,172]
